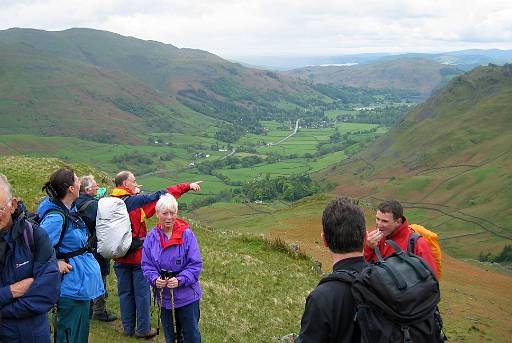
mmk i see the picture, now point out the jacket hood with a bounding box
[154,218,190,250]
[111,187,132,197]
[388,217,410,240]
[8,201,30,241]
[37,197,61,217]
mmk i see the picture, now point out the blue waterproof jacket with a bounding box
[0,203,60,343]
[37,197,104,300]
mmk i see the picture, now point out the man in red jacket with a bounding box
[111,171,201,338]
[364,200,439,278]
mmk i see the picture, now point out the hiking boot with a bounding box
[134,328,157,339]
[92,310,117,322]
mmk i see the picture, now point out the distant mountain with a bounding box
[230,53,390,71]
[284,58,463,97]
[382,49,512,71]
[0,28,325,142]
[318,64,512,258]
[234,49,512,71]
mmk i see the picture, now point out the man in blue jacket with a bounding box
[0,174,61,343]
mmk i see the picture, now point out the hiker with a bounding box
[111,170,201,338]
[141,193,202,343]
[37,167,104,343]
[0,174,60,342]
[364,199,439,277]
[76,175,116,322]
[295,197,367,343]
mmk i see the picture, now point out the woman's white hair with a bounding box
[156,193,178,214]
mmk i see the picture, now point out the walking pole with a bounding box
[157,287,164,343]
[171,287,178,343]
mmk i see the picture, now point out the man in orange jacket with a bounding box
[364,199,439,278]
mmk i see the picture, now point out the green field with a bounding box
[0,120,388,205]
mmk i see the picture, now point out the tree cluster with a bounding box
[241,175,320,202]
[479,245,512,263]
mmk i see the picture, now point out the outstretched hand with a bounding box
[190,181,203,192]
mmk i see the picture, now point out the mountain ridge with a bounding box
[317,64,512,259]
[0,28,328,142]
[284,58,463,97]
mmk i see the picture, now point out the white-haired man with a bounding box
[76,175,117,322]
[0,174,60,342]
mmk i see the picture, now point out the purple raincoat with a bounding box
[141,222,202,309]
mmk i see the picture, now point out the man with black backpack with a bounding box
[0,174,60,342]
[76,174,117,322]
[296,197,367,343]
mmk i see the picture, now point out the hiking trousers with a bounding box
[56,297,90,343]
[161,300,201,343]
[114,262,151,336]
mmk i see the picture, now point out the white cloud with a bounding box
[1,0,511,57]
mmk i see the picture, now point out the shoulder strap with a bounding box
[41,208,68,252]
[408,232,421,253]
[318,269,358,285]
[77,199,95,214]
[23,221,36,253]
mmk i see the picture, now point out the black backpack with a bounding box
[352,239,447,343]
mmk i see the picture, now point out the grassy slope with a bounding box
[0,28,328,144]
[0,156,320,342]
[315,64,512,259]
[284,58,462,96]
[192,196,512,342]
[0,40,218,142]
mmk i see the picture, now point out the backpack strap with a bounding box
[408,232,421,253]
[23,221,36,253]
[77,199,95,214]
[318,269,358,285]
[40,208,68,253]
[57,247,89,260]
[120,195,138,235]
[76,199,98,248]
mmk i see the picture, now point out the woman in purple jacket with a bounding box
[141,194,202,343]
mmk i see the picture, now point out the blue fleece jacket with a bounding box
[0,203,60,342]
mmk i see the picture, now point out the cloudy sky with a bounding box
[1,0,511,58]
